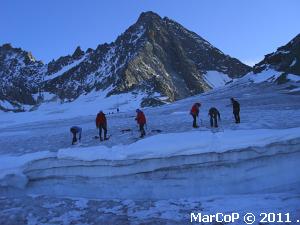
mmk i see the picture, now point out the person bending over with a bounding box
[208,107,221,128]
[70,126,82,145]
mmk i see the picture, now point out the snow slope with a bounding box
[0,89,145,128]
[43,57,86,81]
[243,69,282,83]
[242,68,300,85]
[0,79,300,224]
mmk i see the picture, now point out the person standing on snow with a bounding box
[70,126,82,145]
[96,111,108,141]
[135,109,146,138]
[231,98,240,123]
[190,103,201,128]
[208,107,221,128]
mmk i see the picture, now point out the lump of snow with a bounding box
[290,59,297,67]
[0,100,15,110]
[287,74,300,82]
[0,151,54,188]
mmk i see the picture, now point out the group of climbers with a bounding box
[190,97,240,128]
[70,108,147,144]
[94,109,146,141]
[70,97,240,145]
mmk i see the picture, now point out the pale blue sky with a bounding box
[0,0,299,65]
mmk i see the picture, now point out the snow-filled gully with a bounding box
[2,138,300,200]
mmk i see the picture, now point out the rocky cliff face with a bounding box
[0,44,45,111]
[0,11,251,111]
[254,34,300,75]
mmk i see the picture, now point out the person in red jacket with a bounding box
[96,111,108,141]
[190,103,201,128]
[135,109,146,138]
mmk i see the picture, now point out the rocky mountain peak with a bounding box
[0,43,13,51]
[25,51,36,63]
[0,43,21,54]
[72,46,84,59]
[137,11,162,23]
[0,43,40,65]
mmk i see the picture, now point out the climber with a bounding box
[70,126,82,145]
[96,111,108,141]
[135,109,146,138]
[190,103,201,128]
[208,107,221,128]
[231,98,240,123]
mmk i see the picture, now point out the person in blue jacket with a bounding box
[70,126,82,145]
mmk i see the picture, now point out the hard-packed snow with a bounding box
[287,74,300,82]
[203,70,232,88]
[244,69,282,83]
[58,127,300,161]
[0,89,145,128]
[0,76,300,224]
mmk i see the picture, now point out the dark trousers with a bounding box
[233,110,240,123]
[210,116,218,128]
[72,133,77,144]
[98,124,107,140]
[192,115,198,128]
[139,124,146,137]
[71,130,82,145]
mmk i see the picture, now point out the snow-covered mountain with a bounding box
[0,11,251,112]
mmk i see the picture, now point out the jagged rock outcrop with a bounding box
[0,44,44,111]
[254,34,300,75]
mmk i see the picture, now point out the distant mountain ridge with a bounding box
[247,33,300,85]
[0,11,251,112]
[254,34,300,75]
